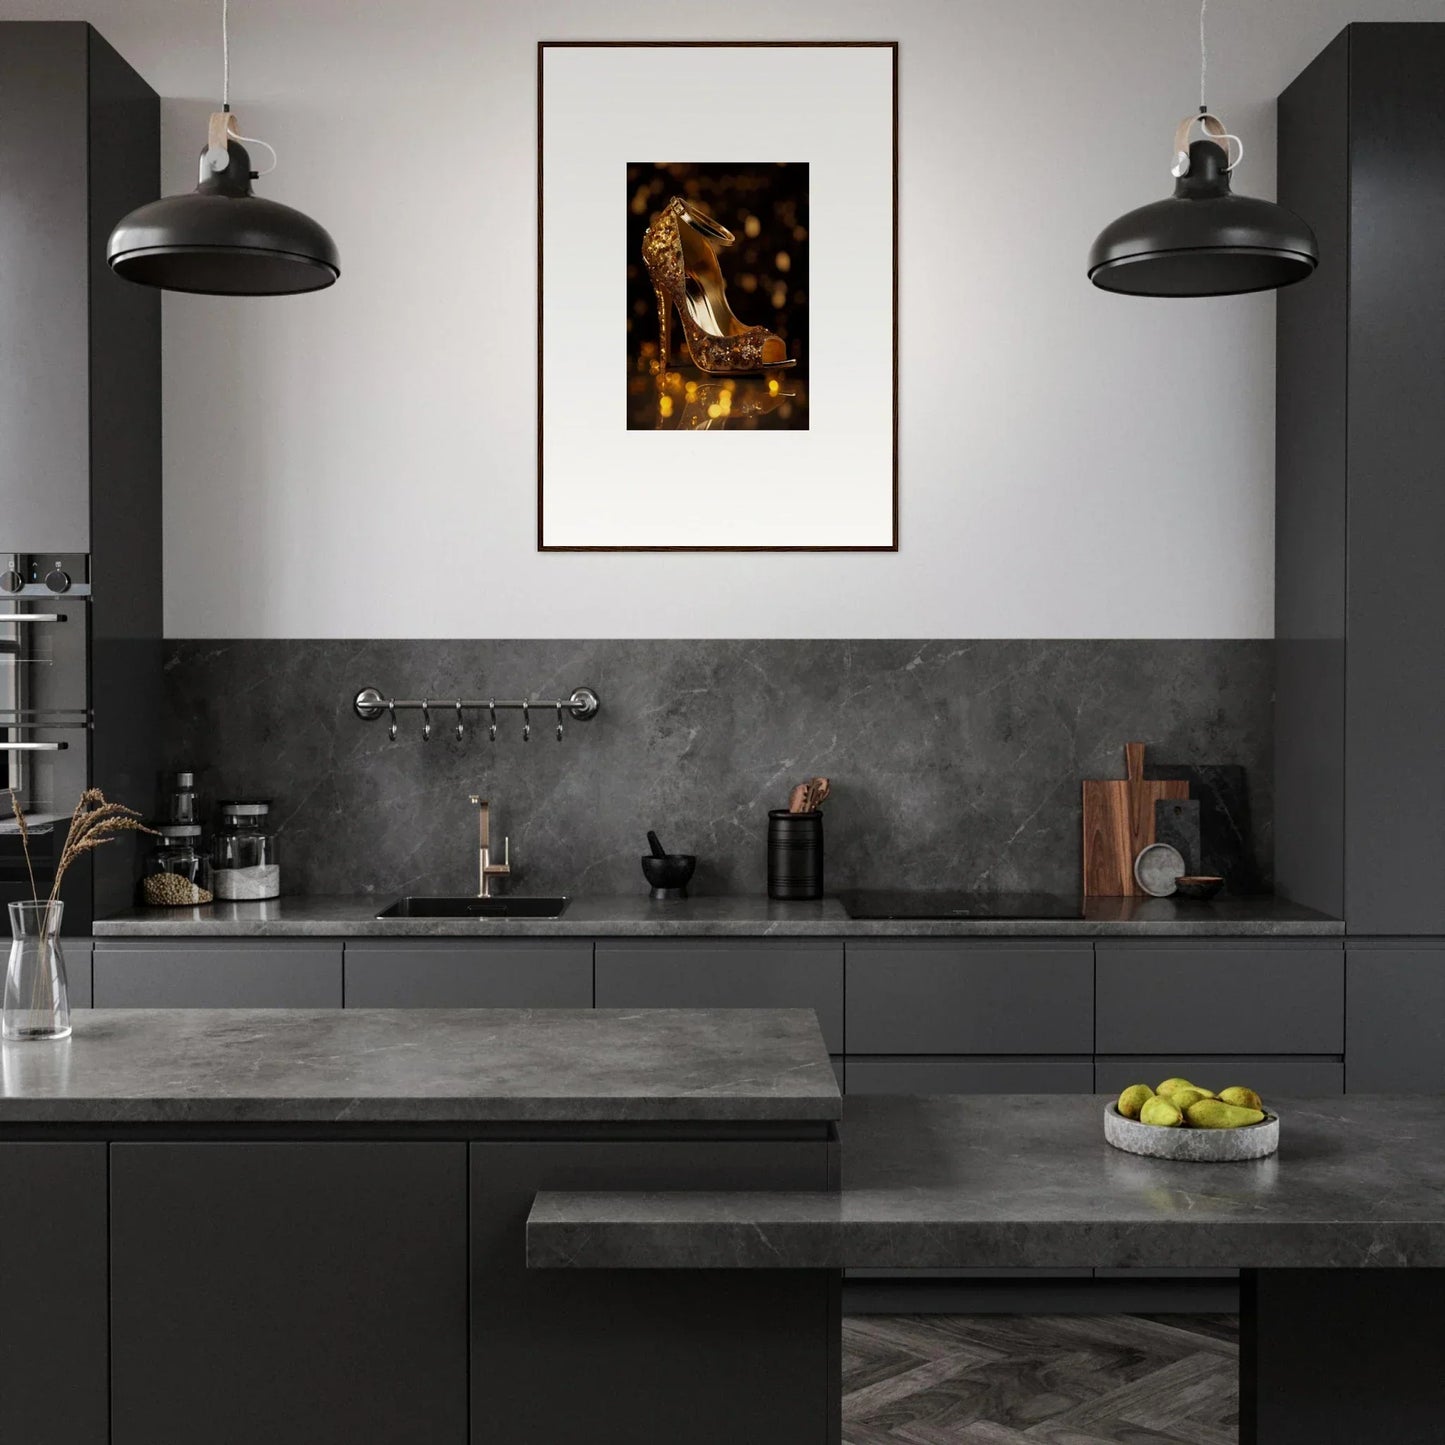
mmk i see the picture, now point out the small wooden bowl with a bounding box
[1173,875,1225,901]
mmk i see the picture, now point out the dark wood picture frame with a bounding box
[537,40,899,552]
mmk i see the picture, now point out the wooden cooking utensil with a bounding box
[1082,742,1188,897]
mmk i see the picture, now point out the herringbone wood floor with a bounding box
[843,1314,1238,1444]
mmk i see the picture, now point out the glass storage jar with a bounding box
[159,769,199,825]
[210,800,281,901]
[141,825,213,907]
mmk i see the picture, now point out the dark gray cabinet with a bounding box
[1277,24,1445,934]
[846,1057,1093,1094]
[1095,1056,1344,1096]
[1095,942,1343,1055]
[0,23,157,550]
[64,938,92,1008]
[344,940,592,1008]
[93,940,343,1007]
[0,1144,108,1445]
[470,1139,834,1445]
[1346,945,1445,1091]
[846,941,1093,1055]
[1,24,93,546]
[110,1142,468,1445]
[595,940,843,1053]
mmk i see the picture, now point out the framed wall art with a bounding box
[538,41,898,551]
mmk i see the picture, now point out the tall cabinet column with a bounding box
[1276,23,1445,1088]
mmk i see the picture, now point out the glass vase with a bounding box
[4,901,71,1042]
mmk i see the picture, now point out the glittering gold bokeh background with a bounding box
[627,162,809,431]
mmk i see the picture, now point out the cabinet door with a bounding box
[64,938,92,1008]
[0,24,90,548]
[111,1142,467,1445]
[1094,1056,1343,1096]
[1347,945,1445,1091]
[94,940,343,1007]
[845,1057,1094,1094]
[472,1139,834,1445]
[1096,942,1343,1054]
[595,940,843,1052]
[344,940,592,1008]
[846,941,1093,1055]
[0,1143,107,1444]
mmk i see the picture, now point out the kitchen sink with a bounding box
[376,896,569,919]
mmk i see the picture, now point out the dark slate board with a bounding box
[1145,764,1262,894]
[1154,797,1201,876]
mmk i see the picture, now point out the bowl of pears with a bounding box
[1105,1077,1279,1161]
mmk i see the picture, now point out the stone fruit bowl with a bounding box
[1104,1103,1279,1161]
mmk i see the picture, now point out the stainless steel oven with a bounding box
[0,554,91,923]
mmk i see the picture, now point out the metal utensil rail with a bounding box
[352,686,600,742]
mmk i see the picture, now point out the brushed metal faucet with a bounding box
[467,795,511,897]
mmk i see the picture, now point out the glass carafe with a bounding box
[4,901,71,1042]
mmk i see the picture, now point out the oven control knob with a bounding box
[0,570,22,594]
[44,568,71,594]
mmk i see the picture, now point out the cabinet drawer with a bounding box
[1095,943,1343,1054]
[93,941,342,1008]
[1094,1055,1344,1096]
[1346,946,1445,1091]
[845,1057,1094,1095]
[594,941,843,1053]
[344,941,591,1009]
[846,942,1093,1055]
[63,939,92,1008]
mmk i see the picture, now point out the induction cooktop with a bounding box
[837,890,1085,921]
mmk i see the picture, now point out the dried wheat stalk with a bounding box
[6,789,38,902]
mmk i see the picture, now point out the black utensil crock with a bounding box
[768,809,824,900]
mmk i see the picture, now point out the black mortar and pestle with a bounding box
[642,830,696,901]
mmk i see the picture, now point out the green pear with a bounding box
[1218,1086,1264,1112]
[1140,1096,1185,1127]
[1185,1099,1266,1129]
[1167,1086,1212,1112]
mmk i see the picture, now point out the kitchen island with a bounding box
[0,1008,841,1445]
[533,1093,1445,1444]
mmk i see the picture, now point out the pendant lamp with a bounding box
[107,0,338,296]
[1088,0,1316,297]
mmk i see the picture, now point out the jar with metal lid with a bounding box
[141,825,214,907]
[210,800,280,901]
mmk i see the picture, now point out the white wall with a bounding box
[3,0,1440,638]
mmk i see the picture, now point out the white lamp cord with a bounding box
[1199,0,1207,112]
[1172,0,1243,175]
[205,0,278,178]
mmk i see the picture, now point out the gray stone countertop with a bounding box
[528,1093,1445,1270]
[92,893,1343,938]
[0,1008,840,1125]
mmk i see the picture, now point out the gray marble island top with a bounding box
[0,1007,840,1126]
[92,893,1343,938]
[528,1093,1445,1270]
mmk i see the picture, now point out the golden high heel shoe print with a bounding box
[642,197,796,376]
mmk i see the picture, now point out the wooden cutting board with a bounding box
[1082,742,1189,896]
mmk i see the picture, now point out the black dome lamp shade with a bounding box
[1088,0,1316,298]
[106,1,338,296]
[1088,115,1317,297]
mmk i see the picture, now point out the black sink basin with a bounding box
[376,896,569,919]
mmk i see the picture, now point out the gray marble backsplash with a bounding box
[161,641,1273,900]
